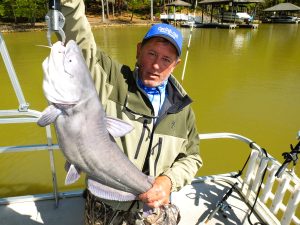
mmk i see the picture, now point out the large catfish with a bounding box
[38,40,153,200]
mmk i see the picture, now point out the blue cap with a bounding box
[143,23,183,56]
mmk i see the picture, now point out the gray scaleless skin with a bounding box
[37,40,153,199]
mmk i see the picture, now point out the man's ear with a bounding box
[175,58,181,66]
[136,42,142,60]
[169,58,181,74]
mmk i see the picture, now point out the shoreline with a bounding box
[0,14,155,33]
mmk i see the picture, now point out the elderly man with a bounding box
[61,1,202,224]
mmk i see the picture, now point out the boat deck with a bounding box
[173,177,262,225]
[1,133,300,225]
[0,195,85,225]
[0,176,262,225]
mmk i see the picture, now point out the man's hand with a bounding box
[138,175,172,208]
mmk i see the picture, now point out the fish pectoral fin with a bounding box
[65,164,81,185]
[105,116,134,138]
[37,105,63,127]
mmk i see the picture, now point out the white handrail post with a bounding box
[0,33,60,208]
[0,33,29,111]
[46,125,60,207]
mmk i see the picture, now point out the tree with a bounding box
[0,0,47,24]
[0,5,4,17]
[127,0,149,21]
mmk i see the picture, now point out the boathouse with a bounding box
[160,0,195,24]
[198,0,264,28]
[263,3,300,23]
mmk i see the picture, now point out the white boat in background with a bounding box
[1,32,300,225]
[263,3,300,24]
[160,13,202,24]
[219,12,253,24]
[160,13,190,22]
[180,20,204,28]
[263,15,299,23]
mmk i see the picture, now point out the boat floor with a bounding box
[0,196,85,225]
[0,176,262,225]
[172,177,262,225]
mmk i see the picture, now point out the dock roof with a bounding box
[263,3,300,11]
[166,0,192,7]
[199,0,263,4]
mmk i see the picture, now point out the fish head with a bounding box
[42,40,89,105]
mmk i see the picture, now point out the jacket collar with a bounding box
[124,69,192,118]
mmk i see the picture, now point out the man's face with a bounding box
[136,37,181,87]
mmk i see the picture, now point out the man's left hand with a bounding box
[138,175,172,208]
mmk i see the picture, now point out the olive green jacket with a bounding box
[61,0,202,195]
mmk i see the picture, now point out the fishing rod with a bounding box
[205,182,238,223]
[181,0,198,81]
[45,0,66,46]
[275,131,300,178]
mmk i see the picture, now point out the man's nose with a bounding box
[152,57,160,70]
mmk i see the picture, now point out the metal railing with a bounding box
[199,132,300,225]
[0,32,61,206]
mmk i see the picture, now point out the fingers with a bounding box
[139,186,169,208]
[154,199,165,208]
[139,176,172,208]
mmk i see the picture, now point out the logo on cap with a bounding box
[157,26,179,40]
[143,23,183,56]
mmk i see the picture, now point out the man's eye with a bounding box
[162,58,171,64]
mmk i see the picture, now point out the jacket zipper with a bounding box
[153,137,163,176]
[134,119,149,159]
[143,115,165,175]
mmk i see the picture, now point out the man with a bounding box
[61,1,202,224]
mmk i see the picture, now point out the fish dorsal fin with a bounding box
[105,116,134,138]
[37,105,63,127]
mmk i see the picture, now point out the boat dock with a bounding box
[238,23,259,29]
[199,22,238,29]
[180,22,259,29]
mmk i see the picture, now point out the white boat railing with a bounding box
[199,133,300,225]
[0,32,62,206]
[0,33,29,112]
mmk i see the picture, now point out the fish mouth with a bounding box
[43,86,80,105]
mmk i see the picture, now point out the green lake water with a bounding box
[0,24,300,197]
